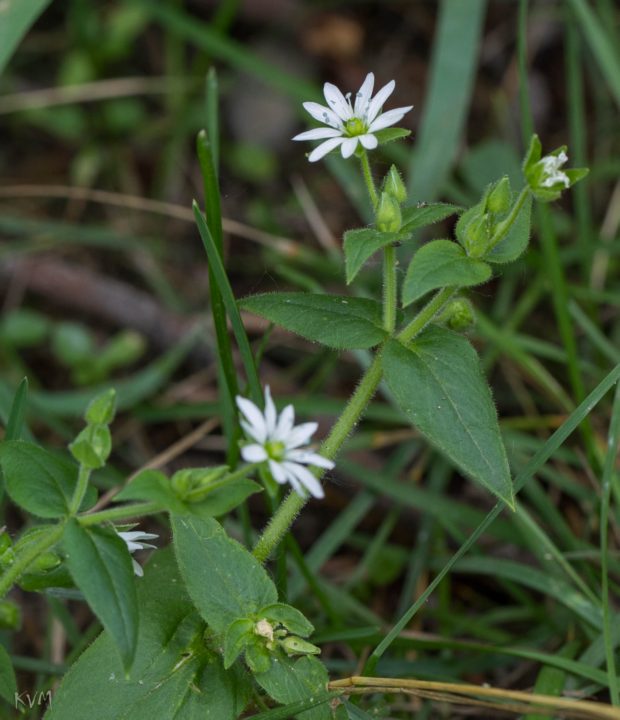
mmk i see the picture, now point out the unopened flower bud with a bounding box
[442,298,476,331]
[85,388,117,425]
[464,214,491,259]
[279,635,321,657]
[69,424,112,469]
[487,176,511,214]
[383,165,407,204]
[0,600,20,630]
[30,551,62,573]
[171,466,229,502]
[375,191,402,233]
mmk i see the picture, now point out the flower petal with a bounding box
[236,396,267,443]
[368,106,413,133]
[366,79,396,124]
[341,136,359,158]
[323,82,353,121]
[286,450,335,470]
[269,459,288,485]
[359,133,378,150]
[285,422,318,449]
[303,101,342,129]
[283,462,325,499]
[132,558,144,577]
[308,137,344,162]
[274,404,295,441]
[241,443,268,463]
[293,127,343,141]
[354,72,375,116]
[264,386,277,437]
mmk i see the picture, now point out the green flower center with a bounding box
[265,440,285,461]
[344,117,367,137]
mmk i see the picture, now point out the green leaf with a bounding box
[374,127,411,145]
[172,515,277,633]
[63,520,138,671]
[47,549,251,720]
[260,603,314,637]
[486,193,532,264]
[400,203,462,233]
[5,377,28,441]
[0,643,17,705]
[402,240,492,306]
[343,228,410,284]
[0,0,52,76]
[223,618,254,669]
[0,441,96,518]
[240,293,387,349]
[115,470,188,513]
[256,655,331,720]
[383,329,513,506]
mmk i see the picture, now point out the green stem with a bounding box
[78,501,162,527]
[69,465,92,515]
[397,287,457,344]
[383,245,397,332]
[485,187,529,254]
[253,353,384,563]
[359,150,378,208]
[0,524,65,600]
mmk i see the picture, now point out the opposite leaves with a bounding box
[383,327,513,506]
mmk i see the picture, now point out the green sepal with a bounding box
[85,388,117,425]
[69,424,112,469]
[374,127,411,145]
[260,603,314,637]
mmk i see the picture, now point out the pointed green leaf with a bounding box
[47,549,251,720]
[0,0,53,76]
[486,193,532,264]
[400,203,461,233]
[63,520,138,671]
[260,603,314,637]
[402,240,492,306]
[240,293,387,349]
[5,377,28,441]
[223,618,254,669]
[383,329,513,506]
[374,127,411,145]
[0,643,17,705]
[0,441,96,518]
[172,515,277,633]
[343,228,410,284]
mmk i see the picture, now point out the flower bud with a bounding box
[171,466,229,502]
[0,600,21,630]
[375,191,402,233]
[29,551,62,573]
[279,635,321,657]
[69,424,112,469]
[487,176,511,214]
[442,298,476,331]
[383,165,407,203]
[463,214,491,259]
[85,388,117,425]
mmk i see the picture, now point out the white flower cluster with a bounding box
[293,72,413,162]
[236,387,334,499]
[117,530,158,577]
[540,151,570,188]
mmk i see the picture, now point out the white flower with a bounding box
[540,151,570,188]
[117,530,158,577]
[292,72,413,162]
[236,387,334,499]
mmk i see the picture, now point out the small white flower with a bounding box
[117,530,158,577]
[293,72,413,162]
[540,151,570,188]
[236,387,334,499]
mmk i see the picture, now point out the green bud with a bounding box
[99,330,145,371]
[383,165,407,203]
[375,191,402,233]
[442,298,476,331]
[69,424,112,468]
[85,388,117,425]
[463,213,491,259]
[487,176,511,214]
[279,635,321,657]
[29,551,62,573]
[0,600,21,630]
[171,466,229,502]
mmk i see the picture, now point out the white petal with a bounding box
[354,72,375,116]
[293,127,343,141]
[359,133,378,150]
[132,559,144,577]
[286,449,335,469]
[302,101,342,129]
[241,443,268,463]
[323,82,352,121]
[341,136,359,159]
[308,137,344,162]
[285,422,318,449]
[368,106,413,133]
[274,404,295,441]
[236,396,267,443]
[264,386,277,437]
[366,79,396,124]
[283,462,324,499]
[269,459,288,485]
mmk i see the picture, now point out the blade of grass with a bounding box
[407,0,487,200]
[192,202,262,402]
[0,0,52,76]
[363,362,620,674]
